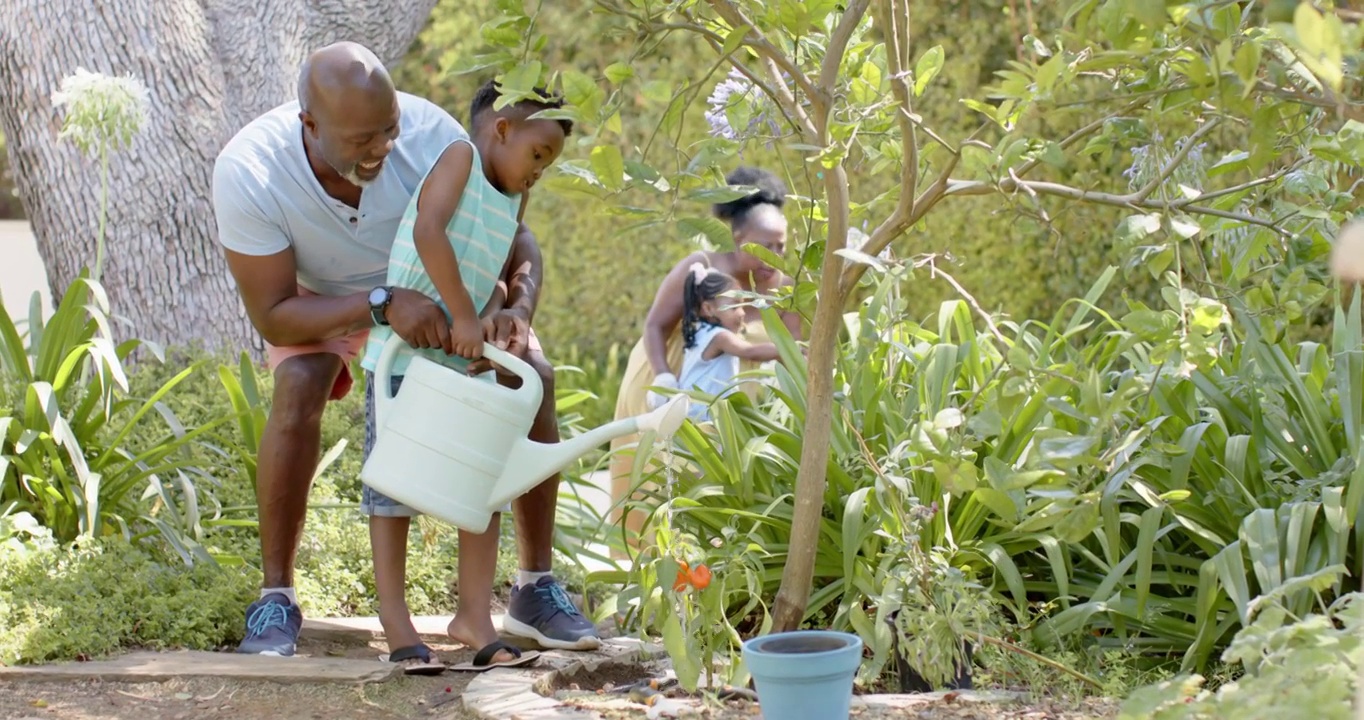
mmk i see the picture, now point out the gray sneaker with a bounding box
[502,576,601,650]
[235,593,303,656]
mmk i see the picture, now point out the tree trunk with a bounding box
[0,0,437,354]
[771,163,853,632]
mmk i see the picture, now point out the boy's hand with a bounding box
[449,307,484,360]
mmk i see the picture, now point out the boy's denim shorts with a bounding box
[360,371,513,518]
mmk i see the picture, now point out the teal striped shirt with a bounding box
[360,138,521,377]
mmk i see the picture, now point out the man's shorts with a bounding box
[262,286,543,402]
[359,371,516,519]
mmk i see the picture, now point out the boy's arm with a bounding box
[708,330,780,362]
[412,142,480,353]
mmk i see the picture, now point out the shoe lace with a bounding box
[535,582,582,618]
[246,601,291,638]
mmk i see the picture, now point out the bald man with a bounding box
[212,42,599,657]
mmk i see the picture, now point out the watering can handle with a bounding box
[372,334,543,432]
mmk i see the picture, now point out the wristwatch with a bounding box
[368,286,393,326]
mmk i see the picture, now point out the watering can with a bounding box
[360,334,692,533]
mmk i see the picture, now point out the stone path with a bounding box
[0,650,401,685]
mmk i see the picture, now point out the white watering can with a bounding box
[360,334,692,533]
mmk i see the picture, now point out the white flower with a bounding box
[51,67,151,157]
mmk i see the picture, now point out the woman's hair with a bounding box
[712,166,787,230]
[682,262,737,349]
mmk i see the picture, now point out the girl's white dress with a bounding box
[677,321,739,422]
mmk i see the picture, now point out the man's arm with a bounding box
[213,156,447,349]
[504,220,543,324]
[223,249,373,347]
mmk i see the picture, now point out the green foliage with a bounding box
[0,278,234,563]
[1119,593,1364,720]
[600,254,1364,686]
[390,1,1142,355]
[0,538,258,664]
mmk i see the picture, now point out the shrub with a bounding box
[0,537,258,664]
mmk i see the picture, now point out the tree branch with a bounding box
[944,176,1293,237]
[1013,98,1148,179]
[1132,118,1221,202]
[706,0,825,111]
[817,0,873,114]
[842,123,983,292]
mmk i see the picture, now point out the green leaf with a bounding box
[604,62,634,85]
[560,70,602,117]
[1126,0,1166,29]
[720,26,750,57]
[676,216,733,249]
[589,145,624,190]
[913,46,944,96]
[496,62,543,107]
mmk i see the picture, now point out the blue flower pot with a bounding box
[742,630,863,720]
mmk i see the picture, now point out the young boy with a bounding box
[357,79,572,673]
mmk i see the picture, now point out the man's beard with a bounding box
[336,164,374,188]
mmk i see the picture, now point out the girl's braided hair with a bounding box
[682,262,736,349]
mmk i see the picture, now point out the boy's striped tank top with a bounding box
[359,138,521,377]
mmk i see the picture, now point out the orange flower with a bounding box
[689,564,711,590]
[673,562,691,592]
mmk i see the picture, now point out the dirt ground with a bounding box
[0,635,486,720]
[0,632,1121,720]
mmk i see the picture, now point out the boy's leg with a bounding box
[359,372,428,658]
[500,330,602,650]
[445,512,516,664]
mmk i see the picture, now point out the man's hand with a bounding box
[468,307,531,377]
[385,288,452,353]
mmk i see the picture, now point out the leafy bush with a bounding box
[0,537,258,664]
[0,278,235,563]
[607,256,1364,685]
[1119,592,1364,720]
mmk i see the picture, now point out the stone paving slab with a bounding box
[457,637,664,720]
[0,650,401,685]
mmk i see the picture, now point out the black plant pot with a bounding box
[894,640,974,693]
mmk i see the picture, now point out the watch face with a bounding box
[368,287,388,306]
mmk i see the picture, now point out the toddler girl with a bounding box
[676,262,779,422]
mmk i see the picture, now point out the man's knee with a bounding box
[270,353,342,430]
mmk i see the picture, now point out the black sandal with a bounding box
[380,643,447,675]
[450,640,541,672]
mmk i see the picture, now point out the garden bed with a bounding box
[545,660,1120,719]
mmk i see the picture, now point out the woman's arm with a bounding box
[642,251,709,376]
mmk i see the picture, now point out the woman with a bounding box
[608,166,804,544]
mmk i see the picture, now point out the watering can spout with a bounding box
[487,394,692,510]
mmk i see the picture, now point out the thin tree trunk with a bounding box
[0,0,437,354]
[771,162,853,631]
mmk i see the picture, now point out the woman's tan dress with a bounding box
[607,317,774,544]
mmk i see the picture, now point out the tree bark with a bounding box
[0,0,437,354]
[770,162,853,632]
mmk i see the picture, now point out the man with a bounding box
[211,41,599,657]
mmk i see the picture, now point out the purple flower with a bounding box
[705,68,781,141]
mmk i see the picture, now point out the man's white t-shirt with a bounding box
[211,92,466,297]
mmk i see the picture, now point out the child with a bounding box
[356,79,572,674]
[677,262,780,422]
